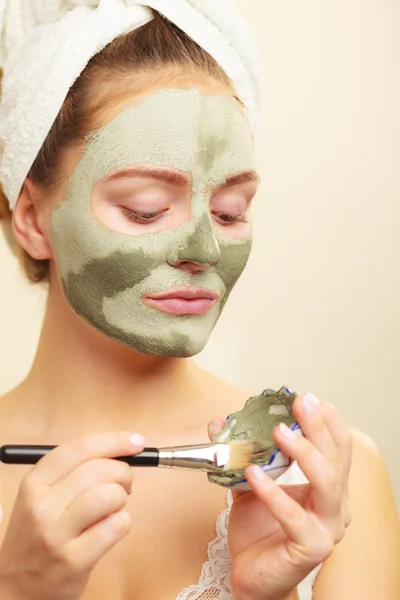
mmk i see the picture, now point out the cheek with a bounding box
[217,239,253,293]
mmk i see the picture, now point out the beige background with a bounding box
[0,1,399,511]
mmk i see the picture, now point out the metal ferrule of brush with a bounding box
[158,443,229,472]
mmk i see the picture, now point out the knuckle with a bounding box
[39,526,60,554]
[20,482,46,521]
[117,461,133,484]
[87,460,132,493]
[20,473,39,499]
[341,429,353,452]
[313,534,334,562]
[73,438,94,459]
[86,461,107,486]
[113,485,129,508]
[343,504,353,528]
[111,510,132,535]
[19,473,36,504]
[30,505,49,528]
[334,523,346,544]
[94,483,127,511]
[58,545,83,574]
[85,458,114,483]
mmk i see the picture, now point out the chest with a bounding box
[0,463,229,600]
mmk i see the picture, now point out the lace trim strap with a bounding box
[175,491,233,600]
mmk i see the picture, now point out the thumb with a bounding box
[207,419,226,441]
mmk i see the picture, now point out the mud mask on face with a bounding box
[50,88,256,357]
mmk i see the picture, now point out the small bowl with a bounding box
[222,423,302,491]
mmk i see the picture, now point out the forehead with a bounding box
[81,87,256,186]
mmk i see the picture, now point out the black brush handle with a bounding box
[0,445,160,466]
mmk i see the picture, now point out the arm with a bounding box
[312,429,400,599]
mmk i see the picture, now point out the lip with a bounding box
[143,287,220,316]
[145,287,220,301]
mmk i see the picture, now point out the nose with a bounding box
[168,213,221,272]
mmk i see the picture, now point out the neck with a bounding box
[17,287,211,443]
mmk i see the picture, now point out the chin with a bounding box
[126,337,208,359]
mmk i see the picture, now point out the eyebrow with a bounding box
[222,171,260,187]
[103,167,260,188]
[103,167,189,187]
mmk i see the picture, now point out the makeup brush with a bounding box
[0,440,269,473]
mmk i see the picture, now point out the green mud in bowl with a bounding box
[208,386,299,488]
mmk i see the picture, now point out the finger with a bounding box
[61,482,130,539]
[316,401,353,479]
[274,423,341,518]
[278,483,310,507]
[246,464,323,547]
[49,458,133,512]
[291,394,340,465]
[28,431,146,487]
[65,509,132,571]
[207,419,226,442]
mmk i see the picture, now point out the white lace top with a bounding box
[0,463,322,599]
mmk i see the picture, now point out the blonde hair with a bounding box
[0,12,233,283]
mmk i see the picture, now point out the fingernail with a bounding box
[279,422,296,439]
[250,464,265,482]
[302,392,320,415]
[129,433,146,447]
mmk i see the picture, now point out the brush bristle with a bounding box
[226,440,257,471]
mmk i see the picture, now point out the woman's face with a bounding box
[47,79,259,357]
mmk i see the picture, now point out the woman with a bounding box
[0,3,398,600]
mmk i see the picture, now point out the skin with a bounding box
[0,72,398,600]
[50,87,255,357]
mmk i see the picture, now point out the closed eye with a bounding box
[212,212,249,225]
[120,207,169,224]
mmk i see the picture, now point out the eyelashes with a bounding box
[120,207,168,224]
[120,207,249,226]
[215,213,249,225]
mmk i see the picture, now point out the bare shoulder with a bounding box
[350,426,380,454]
[313,426,400,599]
[348,426,390,481]
[348,426,399,517]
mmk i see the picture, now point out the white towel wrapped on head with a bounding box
[0,0,263,210]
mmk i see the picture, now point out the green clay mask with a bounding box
[208,387,298,487]
[50,88,256,357]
